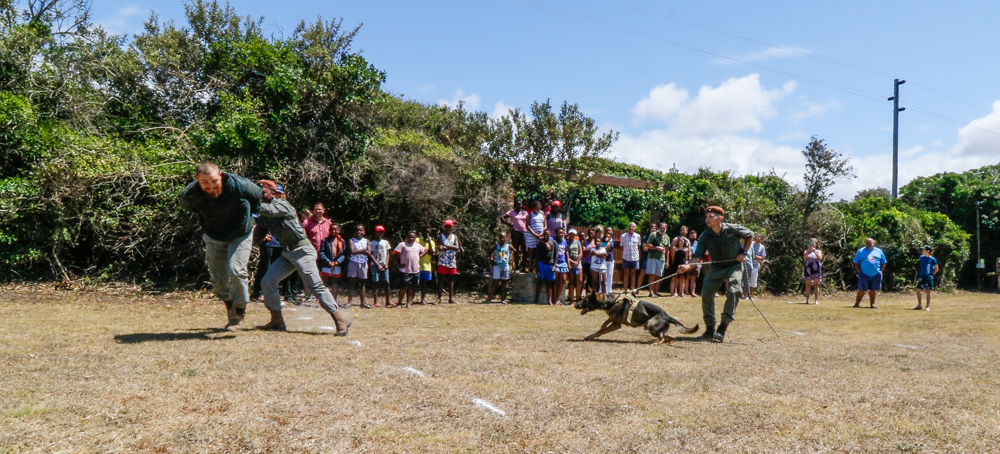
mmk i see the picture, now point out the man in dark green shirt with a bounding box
[678,206,753,343]
[178,162,261,329]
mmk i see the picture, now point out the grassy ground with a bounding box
[1,285,998,453]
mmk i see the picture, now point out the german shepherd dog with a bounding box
[574,292,698,345]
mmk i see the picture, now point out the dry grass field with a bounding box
[2,285,999,453]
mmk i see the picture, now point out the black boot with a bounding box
[699,322,716,341]
[714,322,729,343]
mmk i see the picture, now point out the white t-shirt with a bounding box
[373,239,391,267]
[620,232,641,262]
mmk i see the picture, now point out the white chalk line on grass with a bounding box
[317,325,336,331]
[894,344,919,349]
[472,399,507,418]
[790,331,805,335]
[402,367,425,377]
[297,317,313,320]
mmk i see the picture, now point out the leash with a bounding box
[627,259,737,294]
[611,258,781,345]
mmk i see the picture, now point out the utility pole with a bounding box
[888,79,906,199]
[976,200,984,291]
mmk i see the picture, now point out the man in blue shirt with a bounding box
[914,245,939,311]
[852,238,887,308]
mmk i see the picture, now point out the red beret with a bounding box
[706,206,725,216]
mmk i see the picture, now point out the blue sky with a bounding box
[93,0,1000,198]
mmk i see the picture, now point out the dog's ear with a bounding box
[595,293,605,303]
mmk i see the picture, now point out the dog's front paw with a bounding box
[584,335,596,341]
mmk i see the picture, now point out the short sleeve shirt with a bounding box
[919,255,938,278]
[853,247,887,277]
[373,239,391,267]
[646,231,665,261]
[394,241,426,274]
[508,210,528,232]
[751,243,767,269]
[301,217,332,251]
[620,232,641,261]
[415,237,436,272]
[693,223,754,265]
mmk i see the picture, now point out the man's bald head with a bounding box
[195,162,220,177]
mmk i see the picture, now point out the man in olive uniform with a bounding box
[678,206,753,343]
[178,162,261,329]
[254,180,351,335]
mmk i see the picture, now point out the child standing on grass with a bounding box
[534,228,557,304]
[371,226,391,308]
[438,220,461,304]
[552,227,570,306]
[486,232,511,303]
[347,224,374,309]
[566,228,583,304]
[393,231,427,308]
[318,223,344,298]
[416,228,437,305]
[914,245,939,310]
[590,226,608,295]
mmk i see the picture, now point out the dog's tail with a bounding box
[670,317,699,335]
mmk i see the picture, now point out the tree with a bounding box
[483,99,617,217]
[801,136,855,231]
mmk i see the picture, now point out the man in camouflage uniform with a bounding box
[678,206,753,343]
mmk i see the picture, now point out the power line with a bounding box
[507,0,888,103]
[602,0,1000,122]
[505,0,1000,137]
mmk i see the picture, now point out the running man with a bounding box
[178,162,261,329]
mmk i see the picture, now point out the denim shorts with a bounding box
[371,267,389,283]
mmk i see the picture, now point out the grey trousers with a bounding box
[203,232,253,308]
[262,245,339,315]
[701,263,743,327]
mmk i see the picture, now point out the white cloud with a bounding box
[949,101,1000,157]
[712,46,813,65]
[491,101,515,119]
[630,75,795,137]
[96,5,143,35]
[631,83,688,124]
[438,89,481,111]
[617,75,802,182]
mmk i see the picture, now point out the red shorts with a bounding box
[437,265,458,275]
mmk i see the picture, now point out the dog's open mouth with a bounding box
[580,308,593,315]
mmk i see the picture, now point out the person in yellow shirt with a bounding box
[415,227,438,305]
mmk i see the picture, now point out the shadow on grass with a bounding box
[114,328,235,344]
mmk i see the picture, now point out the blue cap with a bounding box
[275,184,285,194]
